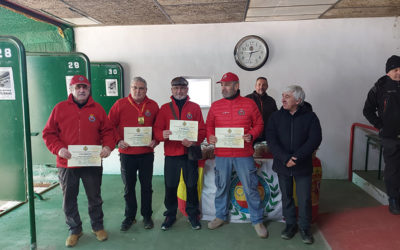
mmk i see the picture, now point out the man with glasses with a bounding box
[154,77,206,230]
[109,77,159,231]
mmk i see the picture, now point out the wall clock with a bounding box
[234,35,269,71]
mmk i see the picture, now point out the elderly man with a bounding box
[245,77,277,143]
[43,75,115,247]
[363,55,400,215]
[206,72,268,238]
[266,85,322,244]
[154,77,206,230]
[108,77,159,231]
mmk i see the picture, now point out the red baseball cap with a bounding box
[217,72,239,83]
[70,75,90,86]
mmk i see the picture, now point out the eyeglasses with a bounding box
[131,86,146,91]
[172,86,188,91]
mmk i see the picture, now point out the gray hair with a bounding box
[131,76,147,88]
[284,85,305,104]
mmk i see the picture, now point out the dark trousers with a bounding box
[278,174,312,230]
[58,167,103,235]
[120,152,154,219]
[382,138,400,199]
[164,155,199,218]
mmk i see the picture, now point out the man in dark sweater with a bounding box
[363,55,400,215]
[266,85,322,245]
[246,77,277,143]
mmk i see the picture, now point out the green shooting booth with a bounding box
[90,62,124,114]
[27,52,90,167]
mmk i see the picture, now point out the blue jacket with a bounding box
[265,105,322,176]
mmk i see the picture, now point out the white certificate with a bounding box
[124,127,152,146]
[169,120,198,141]
[68,145,102,167]
[215,128,244,148]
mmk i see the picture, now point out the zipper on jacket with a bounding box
[290,115,294,176]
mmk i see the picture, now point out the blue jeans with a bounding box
[214,156,264,225]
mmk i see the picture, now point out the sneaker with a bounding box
[65,232,83,247]
[189,217,202,230]
[254,223,268,238]
[207,218,226,230]
[161,216,176,231]
[120,217,136,231]
[281,224,298,240]
[388,198,400,215]
[92,229,108,242]
[144,217,154,229]
[299,228,314,244]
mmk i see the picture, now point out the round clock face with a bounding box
[234,35,269,71]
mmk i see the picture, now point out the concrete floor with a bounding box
[0,176,380,250]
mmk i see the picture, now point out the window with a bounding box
[186,77,211,108]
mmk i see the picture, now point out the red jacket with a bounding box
[154,96,206,156]
[42,94,115,168]
[206,95,264,157]
[108,95,159,155]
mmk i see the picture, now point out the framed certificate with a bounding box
[68,145,102,167]
[215,127,244,148]
[169,120,198,141]
[124,127,152,146]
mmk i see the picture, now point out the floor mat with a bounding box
[317,205,400,250]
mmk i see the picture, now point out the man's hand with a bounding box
[182,138,194,147]
[286,157,297,167]
[118,140,130,149]
[149,139,158,149]
[209,135,217,144]
[100,146,111,158]
[58,147,71,159]
[243,133,253,143]
[163,130,172,140]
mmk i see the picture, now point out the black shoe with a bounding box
[388,198,400,215]
[299,228,314,244]
[281,224,298,240]
[144,217,154,229]
[120,217,136,231]
[189,217,201,230]
[161,216,176,231]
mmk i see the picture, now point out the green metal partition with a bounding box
[91,62,124,114]
[27,52,90,166]
[0,36,31,201]
[0,36,36,249]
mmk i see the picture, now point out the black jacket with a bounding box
[363,75,400,139]
[245,91,277,143]
[265,105,322,176]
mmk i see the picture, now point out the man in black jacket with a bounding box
[266,85,322,244]
[246,77,277,143]
[363,55,400,215]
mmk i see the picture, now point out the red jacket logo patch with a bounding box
[88,114,96,122]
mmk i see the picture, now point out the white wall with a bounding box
[76,17,400,178]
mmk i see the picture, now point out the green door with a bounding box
[27,52,90,166]
[90,62,124,114]
[0,36,30,201]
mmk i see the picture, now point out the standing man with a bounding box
[108,77,159,231]
[206,72,268,238]
[246,77,277,143]
[266,85,322,244]
[363,55,400,215]
[43,75,115,247]
[154,77,206,230]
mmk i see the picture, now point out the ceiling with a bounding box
[3,0,400,26]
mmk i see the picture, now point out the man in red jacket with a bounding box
[108,77,159,231]
[206,72,268,238]
[154,77,206,231]
[42,75,115,247]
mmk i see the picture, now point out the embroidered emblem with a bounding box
[88,114,96,122]
[79,76,84,81]
[186,112,193,119]
[145,109,151,117]
[238,109,245,116]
